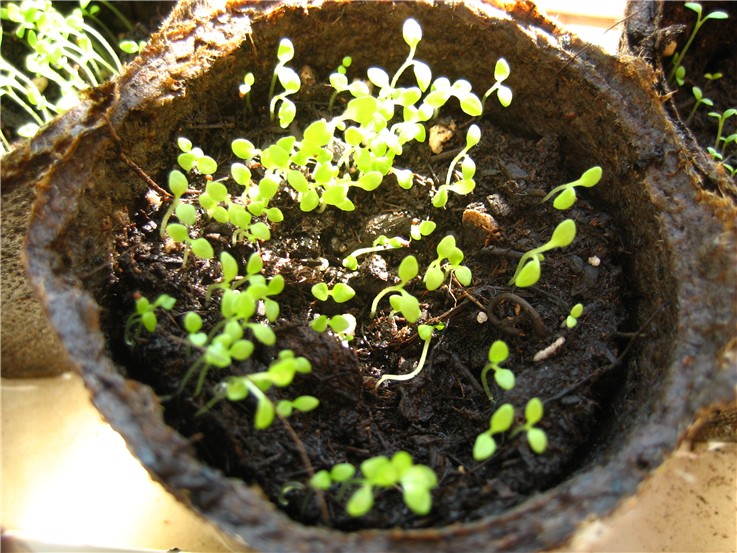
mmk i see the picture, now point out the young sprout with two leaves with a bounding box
[311,282,356,303]
[311,313,357,342]
[707,108,736,158]
[375,322,444,389]
[269,38,300,128]
[685,86,714,125]
[512,397,548,454]
[432,124,481,208]
[422,235,472,291]
[541,166,602,210]
[473,403,514,461]
[310,451,438,517]
[480,340,515,402]
[342,220,435,272]
[473,398,548,461]
[124,293,175,346]
[177,137,218,174]
[509,219,577,288]
[165,202,214,267]
[221,350,317,429]
[370,255,422,323]
[564,303,584,329]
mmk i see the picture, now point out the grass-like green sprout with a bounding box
[423,235,472,290]
[370,255,422,323]
[269,39,301,128]
[473,403,514,461]
[509,219,577,288]
[667,3,728,86]
[310,451,438,517]
[685,86,714,125]
[311,282,356,303]
[159,169,189,239]
[124,293,175,346]
[511,397,548,454]
[432,124,481,208]
[541,166,602,210]
[223,350,317,429]
[564,303,584,329]
[375,322,444,389]
[480,340,515,402]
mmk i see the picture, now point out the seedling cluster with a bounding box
[666,3,735,176]
[0,0,143,150]
[310,451,438,517]
[125,18,604,522]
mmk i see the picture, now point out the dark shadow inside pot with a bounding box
[22,1,737,551]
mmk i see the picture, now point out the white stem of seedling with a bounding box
[374,329,434,389]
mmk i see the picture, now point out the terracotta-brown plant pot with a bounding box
[9,0,736,550]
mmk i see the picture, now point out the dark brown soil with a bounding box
[104,77,629,531]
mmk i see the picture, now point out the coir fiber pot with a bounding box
[10,0,737,550]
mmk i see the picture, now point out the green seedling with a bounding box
[685,86,714,125]
[165,202,214,266]
[432,124,481,208]
[159,169,189,239]
[410,219,436,241]
[375,323,444,389]
[239,71,255,113]
[343,220,436,270]
[311,282,356,303]
[311,313,357,342]
[177,137,218,174]
[370,255,422,323]
[509,219,577,288]
[310,451,438,517]
[708,109,737,152]
[564,303,584,328]
[343,235,409,271]
[222,350,316,429]
[541,166,602,210]
[481,58,513,110]
[269,38,300,128]
[480,340,515,402]
[328,56,353,112]
[206,251,262,300]
[0,0,132,145]
[124,293,175,346]
[390,19,432,92]
[511,397,548,454]
[473,403,514,461]
[423,235,472,290]
[668,3,728,86]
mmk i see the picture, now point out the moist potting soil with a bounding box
[106,93,630,530]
